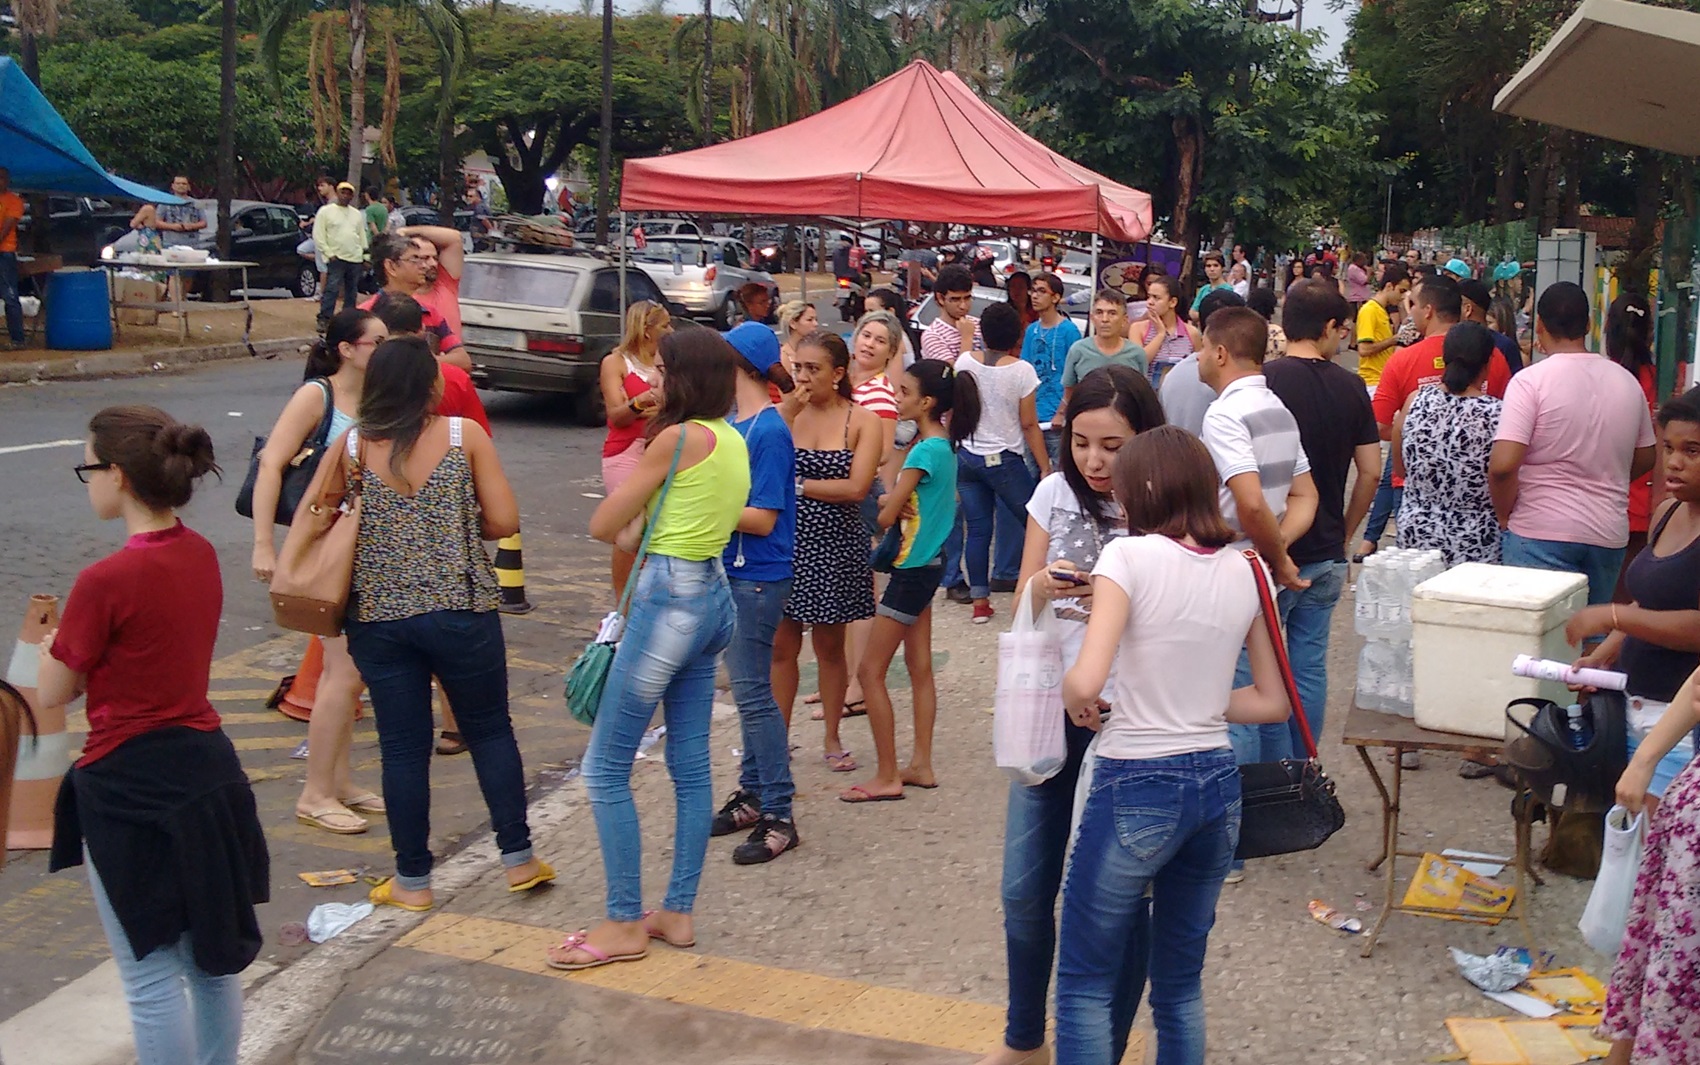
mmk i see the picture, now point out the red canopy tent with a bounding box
[619,59,1153,243]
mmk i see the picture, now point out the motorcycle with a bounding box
[835,272,868,322]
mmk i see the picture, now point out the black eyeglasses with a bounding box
[74,462,113,484]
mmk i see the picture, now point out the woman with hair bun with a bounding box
[250,306,387,836]
[1392,321,1503,565]
[40,406,268,1065]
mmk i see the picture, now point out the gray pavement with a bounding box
[0,352,1614,1065]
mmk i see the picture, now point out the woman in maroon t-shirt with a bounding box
[39,406,266,1065]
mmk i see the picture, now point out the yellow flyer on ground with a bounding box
[1402,853,1516,923]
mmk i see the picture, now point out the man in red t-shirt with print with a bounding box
[368,295,492,436]
[361,233,469,371]
[1372,273,1512,456]
[398,224,466,338]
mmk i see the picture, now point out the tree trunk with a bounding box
[595,0,614,245]
[1492,146,1520,226]
[347,0,368,188]
[20,32,40,85]
[701,0,713,145]
[1172,116,1204,295]
[1617,150,1664,295]
[211,0,237,303]
[437,53,458,227]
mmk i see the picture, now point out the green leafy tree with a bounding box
[995,0,1385,278]
[448,9,690,213]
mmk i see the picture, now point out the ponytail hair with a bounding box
[1440,321,1495,394]
[305,308,380,380]
[906,359,981,445]
[88,405,220,510]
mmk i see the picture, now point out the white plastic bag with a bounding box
[1578,804,1646,955]
[994,582,1068,786]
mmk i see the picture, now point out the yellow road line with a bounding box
[231,731,377,752]
[394,913,1094,1059]
[210,691,288,704]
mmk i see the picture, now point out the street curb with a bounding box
[236,772,591,1065]
[0,336,313,385]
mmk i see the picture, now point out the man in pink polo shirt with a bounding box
[1488,282,1656,605]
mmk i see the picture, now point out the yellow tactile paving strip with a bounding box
[397,913,1148,1060]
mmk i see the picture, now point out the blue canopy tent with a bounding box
[0,56,181,202]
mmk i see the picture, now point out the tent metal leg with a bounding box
[619,210,628,309]
[1089,232,1100,337]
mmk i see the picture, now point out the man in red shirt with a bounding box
[369,296,491,436]
[361,234,469,370]
[398,224,466,338]
[1371,273,1511,442]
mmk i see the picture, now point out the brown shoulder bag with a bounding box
[269,429,364,636]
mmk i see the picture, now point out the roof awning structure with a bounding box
[1494,0,1700,155]
[621,60,1152,243]
[0,56,183,202]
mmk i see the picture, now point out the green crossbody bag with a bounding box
[564,429,687,725]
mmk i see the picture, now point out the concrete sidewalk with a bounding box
[228,583,1610,1065]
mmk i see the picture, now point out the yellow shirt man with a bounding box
[312,201,369,264]
[1356,298,1393,390]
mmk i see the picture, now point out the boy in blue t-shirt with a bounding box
[713,322,801,864]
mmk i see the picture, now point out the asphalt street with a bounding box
[0,355,617,1024]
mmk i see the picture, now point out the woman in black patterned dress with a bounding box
[1393,322,1503,565]
[773,331,882,773]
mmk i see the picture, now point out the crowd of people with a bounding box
[18,227,1700,1065]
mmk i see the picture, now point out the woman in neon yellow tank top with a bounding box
[549,330,748,971]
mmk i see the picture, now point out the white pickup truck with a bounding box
[631,236,780,328]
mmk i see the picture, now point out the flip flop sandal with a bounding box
[342,793,386,815]
[436,731,468,756]
[508,861,557,894]
[642,910,696,949]
[842,700,868,718]
[822,750,858,773]
[903,779,940,790]
[838,785,904,804]
[545,931,647,971]
[369,878,433,912]
[297,807,369,835]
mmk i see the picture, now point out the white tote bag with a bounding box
[994,583,1068,786]
[1578,804,1646,955]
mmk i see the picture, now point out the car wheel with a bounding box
[293,264,319,299]
[714,297,737,330]
[572,387,607,428]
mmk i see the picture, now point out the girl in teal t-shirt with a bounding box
[842,360,976,804]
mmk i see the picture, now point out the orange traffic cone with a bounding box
[7,595,69,850]
[0,672,31,870]
[269,636,323,723]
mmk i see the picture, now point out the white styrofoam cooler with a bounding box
[1411,563,1588,739]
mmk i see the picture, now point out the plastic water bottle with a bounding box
[1391,643,1415,717]
[1566,704,1592,749]
[1355,555,1383,637]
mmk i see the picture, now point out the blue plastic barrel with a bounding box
[45,269,114,351]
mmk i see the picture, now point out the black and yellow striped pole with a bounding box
[494,533,533,614]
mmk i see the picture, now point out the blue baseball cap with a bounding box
[1443,258,1471,279]
[723,321,782,375]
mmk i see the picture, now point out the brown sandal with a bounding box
[436,731,467,756]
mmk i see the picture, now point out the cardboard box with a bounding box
[115,277,164,326]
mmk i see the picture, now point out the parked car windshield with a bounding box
[461,261,580,308]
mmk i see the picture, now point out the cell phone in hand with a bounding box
[1059,571,1090,586]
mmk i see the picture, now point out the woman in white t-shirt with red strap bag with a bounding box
[1055,425,1290,1065]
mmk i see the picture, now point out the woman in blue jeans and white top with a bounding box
[708,322,802,865]
[957,301,1051,626]
[554,329,748,969]
[976,364,1164,1065]
[342,337,551,913]
[1058,426,1290,1065]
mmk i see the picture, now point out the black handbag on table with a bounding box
[1234,551,1347,861]
[235,378,335,525]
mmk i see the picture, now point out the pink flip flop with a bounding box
[838,784,905,804]
[822,750,858,773]
[544,930,647,972]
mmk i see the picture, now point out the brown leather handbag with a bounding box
[269,429,364,637]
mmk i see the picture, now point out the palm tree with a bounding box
[701,0,713,146]
[595,0,613,244]
[14,0,60,85]
[256,0,468,188]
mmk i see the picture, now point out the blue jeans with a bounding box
[727,576,795,820]
[318,258,361,318]
[1500,530,1626,607]
[1027,427,1064,480]
[1225,563,1346,765]
[1362,448,1401,548]
[345,609,532,889]
[1002,722,1146,1057]
[583,556,734,920]
[0,251,22,343]
[1056,750,1240,1065]
[959,449,1038,598]
[87,855,243,1065]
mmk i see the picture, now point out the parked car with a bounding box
[632,237,780,328]
[101,199,320,297]
[457,252,687,422]
[17,196,137,266]
[975,240,1023,277]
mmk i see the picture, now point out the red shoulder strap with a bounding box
[1243,550,1319,760]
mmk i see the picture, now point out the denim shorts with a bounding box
[879,564,943,624]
